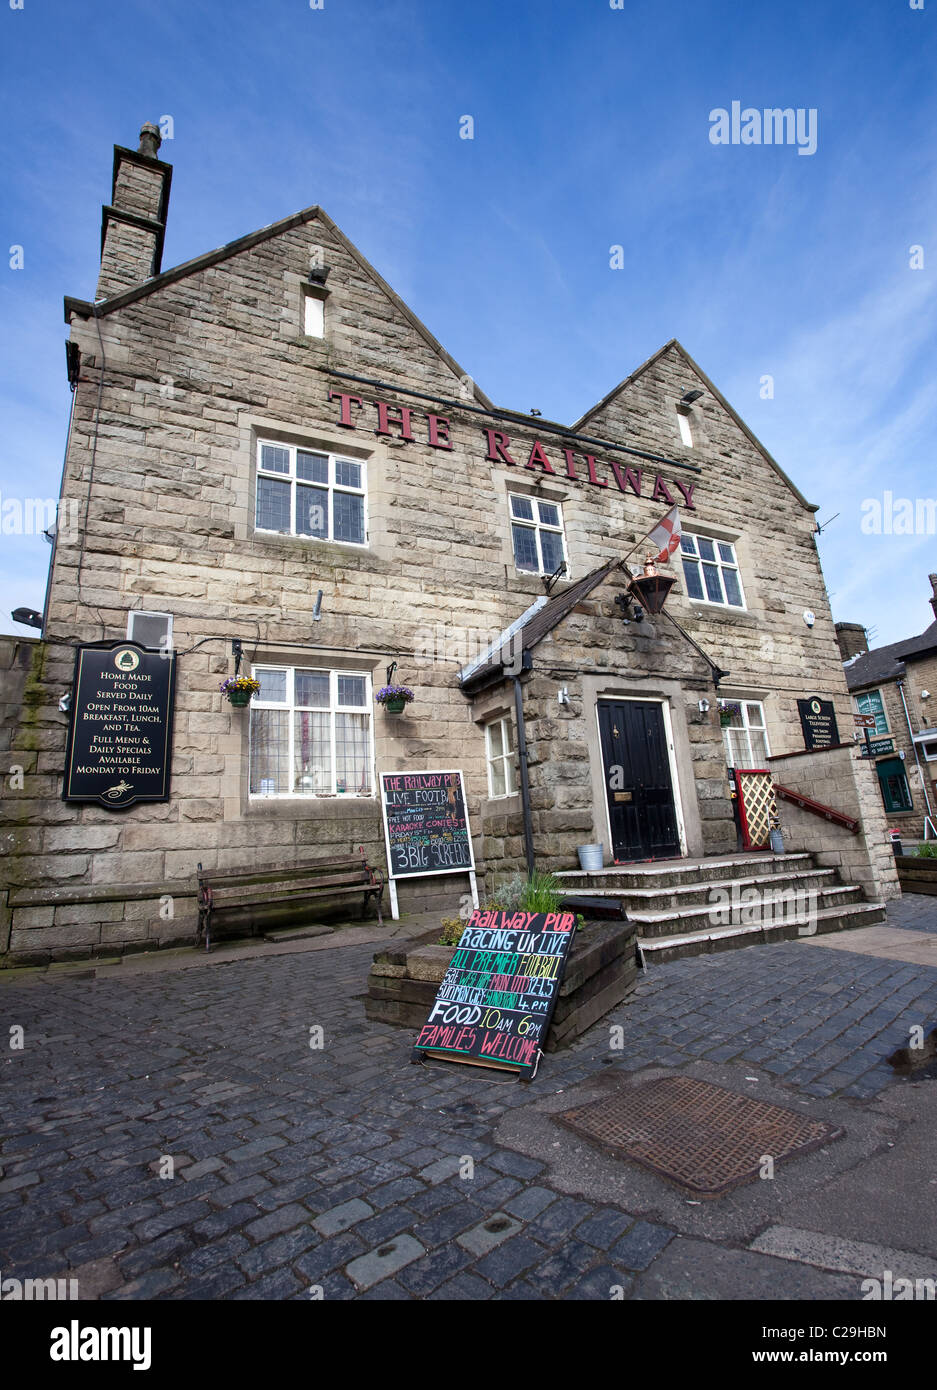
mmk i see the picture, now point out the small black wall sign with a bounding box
[796,696,840,751]
[62,642,177,809]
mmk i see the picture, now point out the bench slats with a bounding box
[202,858,364,887]
[195,850,384,951]
[207,872,371,900]
[208,883,373,910]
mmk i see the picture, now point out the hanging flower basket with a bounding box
[376,684,414,715]
[220,676,260,707]
[718,700,741,727]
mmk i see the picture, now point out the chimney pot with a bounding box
[138,122,161,159]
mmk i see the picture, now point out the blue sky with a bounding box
[2,0,935,645]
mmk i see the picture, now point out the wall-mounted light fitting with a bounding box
[698,698,711,714]
[681,389,704,405]
[557,687,569,706]
[11,607,42,630]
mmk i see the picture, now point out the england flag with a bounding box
[646,506,682,564]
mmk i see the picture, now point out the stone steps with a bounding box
[637,901,888,965]
[559,852,813,893]
[559,867,839,914]
[630,884,865,939]
[557,852,887,964]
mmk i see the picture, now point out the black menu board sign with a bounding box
[62,642,176,809]
[380,769,474,877]
[412,910,577,1076]
[796,696,840,751]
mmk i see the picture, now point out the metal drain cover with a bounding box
[556,1076,844,1197]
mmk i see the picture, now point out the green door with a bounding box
[876,757,912,813]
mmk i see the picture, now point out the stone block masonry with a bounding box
[0,124,891,963]
[767,745,900,901]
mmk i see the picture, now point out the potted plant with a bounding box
[718,700,741,728]
[375,684,414,715]
[220,676,260,707]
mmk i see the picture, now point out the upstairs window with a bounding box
[250,666,373,797]
[303,293,325,338]
[680,533,745,609]
[509,494,567,576]
[255,441,366,546]
[854,689,889,736]
[676,408,693,447]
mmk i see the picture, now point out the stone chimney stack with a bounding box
[835,622,869,663]
[95,123,173,302]
[929,573,937,621]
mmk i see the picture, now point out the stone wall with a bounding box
[767,745,901,901]
[849,652,937,833]
[0,133,887,963]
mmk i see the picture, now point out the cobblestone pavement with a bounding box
[1,897,936,1301]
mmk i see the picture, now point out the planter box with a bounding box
[365,919,638,1050]
[897,857,937,896]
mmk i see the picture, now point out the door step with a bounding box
[559,853,813,892]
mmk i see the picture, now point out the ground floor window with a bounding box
[485,715,518,797]
[876,756,912,813]
[720,699,769,768]
[249,666,373,796]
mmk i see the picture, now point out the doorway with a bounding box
[598,699,681,861]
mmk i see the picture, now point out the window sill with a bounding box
[243,796,379,819]
[678,602,757,627]
[249,530,373,563]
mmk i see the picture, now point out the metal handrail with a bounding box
[774,785,860,835]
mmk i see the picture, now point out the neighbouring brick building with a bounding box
[838,574,937,836]
[0,124,900,965]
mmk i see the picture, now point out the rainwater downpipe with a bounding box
[896,678,934,820]
[513,674,536,877]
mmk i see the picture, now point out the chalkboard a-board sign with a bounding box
[62,642,176,809]
[796,696,840,751]
[412,910,577,1078]
[380,769,478,918]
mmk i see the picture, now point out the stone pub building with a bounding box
[0,124,899,966]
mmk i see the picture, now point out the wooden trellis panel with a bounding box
[735,768,775,850]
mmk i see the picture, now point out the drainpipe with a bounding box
[897,678,934,820]
[513,673,536,877]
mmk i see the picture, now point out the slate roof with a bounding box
[843,620,937,691]
[459,560,622,694]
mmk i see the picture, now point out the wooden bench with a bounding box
[195,848,384,950]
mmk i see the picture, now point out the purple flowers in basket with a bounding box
[375,685,414,705]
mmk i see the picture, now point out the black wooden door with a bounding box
[598,700,680,861]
